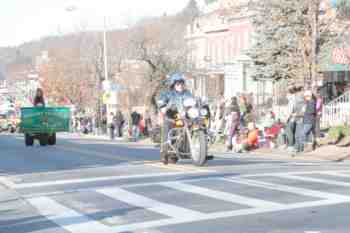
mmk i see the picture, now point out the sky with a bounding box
[0,0,199,47]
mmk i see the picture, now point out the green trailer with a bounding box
[20,107,71,146]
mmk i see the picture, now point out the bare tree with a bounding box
[129,14,191,110]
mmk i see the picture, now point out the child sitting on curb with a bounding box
[235,122,259,153]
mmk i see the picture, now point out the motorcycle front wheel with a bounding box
[190,130,208,166]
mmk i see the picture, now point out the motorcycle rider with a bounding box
[157,73,194,164]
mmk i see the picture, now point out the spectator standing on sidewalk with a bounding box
[239,95,248,127]
[315,91,323,141]
[109,112,116,140]
[293,88,306,154]
[239,95,253,127]
[213,95,226,139]
[225,97,240,151]
[143,110,152,137]
[131,111,141,142]
[286,87,298,151]
[115,110,124,138]
[301,91,317,151]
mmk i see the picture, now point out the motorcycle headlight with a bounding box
[200,108,208,116]
[188,108,199,118]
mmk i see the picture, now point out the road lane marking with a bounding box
[146,163,193,172]
[161,181,284,208]
[16,170,349,193]
[56,144,212,173]
[146,162,212,173]
[320,171,350,178]
[0,176,16,188]
[274,174,350,187]
[97,187,205,219]
[223,177,350,201]
[28,196,112,233]
[13,171,213,189]
[240,170,350,178]
[56,145,133,162]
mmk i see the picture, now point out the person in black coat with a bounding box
[131,111,141,141]
[33,88,45,107]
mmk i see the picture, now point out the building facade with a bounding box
[186,0,273,104]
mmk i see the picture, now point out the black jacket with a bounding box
[34,96,45,107]
[303,99,316,124]
[131,112,141,126]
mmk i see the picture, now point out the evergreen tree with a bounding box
[247,0,307,85]
[182,0,201,22]
[247,0,343,87]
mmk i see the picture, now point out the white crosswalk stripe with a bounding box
[274,174,350,187]
[26,170,350,233]
[97,187,206,219]
[27,197,112,233]
[223,177,350,201]
[317,171,350,178]
[161,181,284,208]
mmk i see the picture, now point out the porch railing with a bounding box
[321,90,350,128]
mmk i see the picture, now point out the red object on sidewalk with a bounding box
[264,124,282,139]
[139,118,145,134]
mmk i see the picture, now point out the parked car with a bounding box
[0,110,20,133]
[0,114,9,132]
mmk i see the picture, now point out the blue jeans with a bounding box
[303,123,314,141]
[286,121,296,147]
[294,121,304,152]
[295,122,314,152]
[132,125,140,141]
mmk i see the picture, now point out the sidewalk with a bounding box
[210,143,350,162]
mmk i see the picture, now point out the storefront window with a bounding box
[346,71,350,82]
[338,71,346,83]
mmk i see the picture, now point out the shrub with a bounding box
[327,126,350,144]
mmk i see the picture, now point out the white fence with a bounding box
[321,91,350,128]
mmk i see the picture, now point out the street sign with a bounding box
[111,83,126,91]
[102,80,125,92]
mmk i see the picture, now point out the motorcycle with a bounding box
[159,97,212,166]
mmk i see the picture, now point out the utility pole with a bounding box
[103,16,112,126]
[65,6,111,134]
[310,0,320,89]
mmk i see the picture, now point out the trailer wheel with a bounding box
[48,133,56,145]
[25,134,34,146]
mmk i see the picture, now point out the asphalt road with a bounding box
[1,133,350,233]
